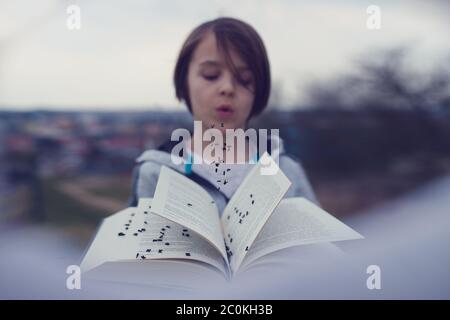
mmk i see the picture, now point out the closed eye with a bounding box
[203,75,219,81]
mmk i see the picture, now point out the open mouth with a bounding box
[216,105,234,117]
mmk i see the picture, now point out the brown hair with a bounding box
[174,17,271,119]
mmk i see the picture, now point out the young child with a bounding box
[129,17,318,214]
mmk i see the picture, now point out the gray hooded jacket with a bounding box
[129,136,319,215]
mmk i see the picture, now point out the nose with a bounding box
[219,72,236,97]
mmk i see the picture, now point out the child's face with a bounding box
[187,31,255,131]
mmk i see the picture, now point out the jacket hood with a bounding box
[136,134,286,173]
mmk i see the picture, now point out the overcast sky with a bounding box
[0,0,448,111]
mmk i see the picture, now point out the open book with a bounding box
[81,153,363,284]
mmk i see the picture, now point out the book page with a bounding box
[136,198,228,277]
[239,197,364,270]
[81,199,228,277]
[220,152,291,274]
[150,166,228,262]
[80,207,143,272]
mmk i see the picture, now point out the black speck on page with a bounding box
[118,232,125,236]
[185,252,191,256]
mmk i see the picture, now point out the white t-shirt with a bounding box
[186,139,258,199]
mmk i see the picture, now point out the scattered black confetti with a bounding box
[230,238,233,243]
[227,215,230,220]
[131,213,135,217]
[133,233,138,236]
[144,211,148,214]
[141,255,146,259]
[252,200,255,205]
[185,252,191,256]
[245,246,249,251]
[135,253,139,258]
[166,225,171,228]
[158,249,163,253]
[187,203,192,207]
[146,249,151,252]
[239,219,242,224]
[118,232,125,236]
[183,229,188,232]
[165,242,170,246]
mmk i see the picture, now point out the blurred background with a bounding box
[0,0,449,298]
